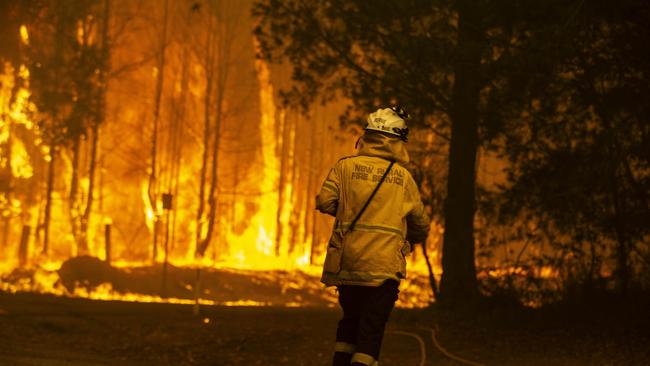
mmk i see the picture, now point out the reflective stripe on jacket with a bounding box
[316,132,430,287]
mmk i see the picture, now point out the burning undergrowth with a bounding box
[0,255,434,308]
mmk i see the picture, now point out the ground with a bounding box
[0,291,649,365]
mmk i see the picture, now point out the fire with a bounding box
[19,25,29,45]
[212,54,284,269]
[0,12,440,310]
[1,64,37,131]
[10,138,32,179]
[141,180,158,231]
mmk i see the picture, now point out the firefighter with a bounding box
[316,106,430,366]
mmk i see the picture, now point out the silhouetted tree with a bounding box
[25,0,107,256]
[253,0,594,304]
[496,0,650,297]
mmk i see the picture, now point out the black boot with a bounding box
[332,351,353,366]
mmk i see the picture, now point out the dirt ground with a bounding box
[0,291,648,366]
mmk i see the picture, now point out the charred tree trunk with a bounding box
[198,59,225,257]
[149,0,169,262]
[289,115,301,255]
[1,212,10,251]
[19,225,31,267]
[42,147,57,256]
[79,122,99,254]
[231,148,240,235]
[104,223,111,264]
[198,10,234,258]
[304,118,316,259]
[612,178,630,296]
[596,103,631,296]
[69,134,82,252]
[439,0,482,304]
[196,83,212,255]
[80,0,110,256]
[606,133,630,296]
[170,42,189,252]
[309,112,324,265]
[195,13,216,257]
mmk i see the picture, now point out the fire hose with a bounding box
[386,327,485,366]
[421,326,486,366]
[388,327,485,366]
[386,330,427,366]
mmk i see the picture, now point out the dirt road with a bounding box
[0,292,648,365]
[0,292,429,366]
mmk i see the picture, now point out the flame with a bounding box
[0,63,38,180]
[19,25,29,45]
[0,274,271,307]
[76,17,96,45]
[0,27,441,310]
[1,64,36,129]
[209,55,284,269]
[141,180,157,231]
[11,138,33,178]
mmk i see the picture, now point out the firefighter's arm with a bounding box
[404,176,430,244]
[315,166,340,217]
[406,202,430,244]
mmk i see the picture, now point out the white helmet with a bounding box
[365,106,410,141]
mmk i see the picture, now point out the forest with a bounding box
[0,0,649,365]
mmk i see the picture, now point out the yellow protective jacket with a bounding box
[316,132,430,287]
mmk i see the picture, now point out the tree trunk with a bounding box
[195,14,216,257]
[304,118,316,260]
[275,109,290,256]
[609,151,629,296]
[80,0,110,256]
[42,147,56,255]
[149,0,169,262]
[198,77,224,257]
[439,0,482,304]
[104,223,111,264]
[19,225,31,267]
[69,134,82,251]
[170,40,189,253]
[289,115,301,255]
[310,111,325,265]
[79,122,99,254]
[1,122,13,251]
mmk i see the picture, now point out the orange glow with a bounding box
[11,138,32,178]
[141,180,157,231]
[211,55,284,268]
[1,64,38,181]
[0,22,440,310]
[19,25,29,45]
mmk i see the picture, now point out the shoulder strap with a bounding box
[346,161,395,234]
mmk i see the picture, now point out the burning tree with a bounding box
[0,0,437,309]
[22,0,109,257]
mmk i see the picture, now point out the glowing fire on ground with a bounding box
[0,26,442,310]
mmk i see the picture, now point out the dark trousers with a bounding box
[336,280,399,362]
